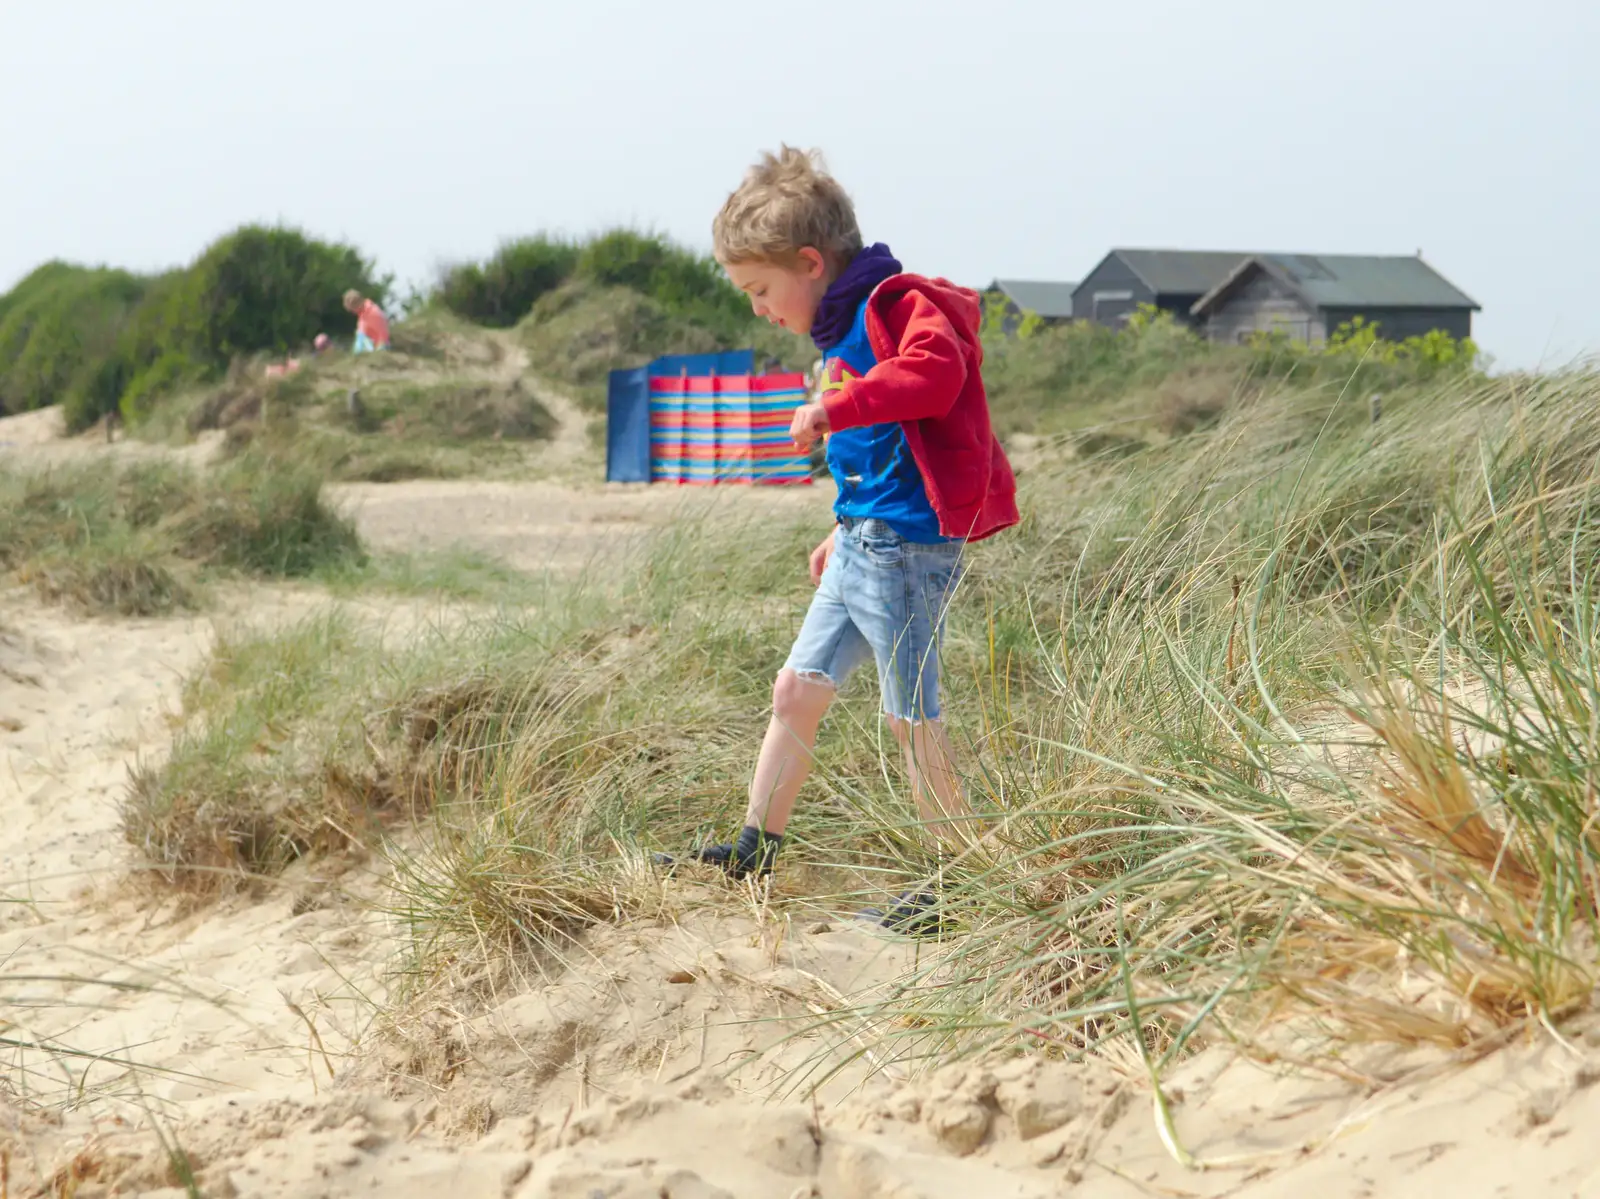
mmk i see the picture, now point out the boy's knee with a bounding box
[887,714,943,746]
[773,668,832,720]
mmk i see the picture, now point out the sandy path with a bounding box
[328,477,832,574]
[0,406,224,470]
[0,587,414,1114]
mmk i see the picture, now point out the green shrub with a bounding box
[1243,316,1482,389]
[103,271,198,420]
[434,235,580,327]
[0,261,78,328]
[982,305,1214,435]
[0,264,149,426]
[576,229,752,339]
[431,228,790,363]
[119,350,206,425]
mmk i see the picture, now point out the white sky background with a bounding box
[1,0,1594,369]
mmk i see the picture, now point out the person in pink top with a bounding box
[343,290,390,353]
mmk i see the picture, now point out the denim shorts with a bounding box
[784,517,965,722]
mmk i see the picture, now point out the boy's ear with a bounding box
[797,247,826,279]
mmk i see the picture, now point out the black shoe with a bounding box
[653,828,781,881]
[858,889,949,937]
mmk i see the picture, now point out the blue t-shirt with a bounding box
[822,299,947,543]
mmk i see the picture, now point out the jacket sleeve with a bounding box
[821,290,967,431]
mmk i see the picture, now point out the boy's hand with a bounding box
[809,529,836,586]
[790,402,830,451]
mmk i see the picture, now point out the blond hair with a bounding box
[342,289,363,309]
[713,145,863,267]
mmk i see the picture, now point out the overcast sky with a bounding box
[1,1,1593,369]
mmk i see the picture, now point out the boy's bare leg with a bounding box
[745,669,835,835]
[888,716,978,852]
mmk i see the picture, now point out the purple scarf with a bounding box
[810,243,902,353]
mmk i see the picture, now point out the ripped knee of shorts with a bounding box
[788,668,838,688]
[774,668,837,719]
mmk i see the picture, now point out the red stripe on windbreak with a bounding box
[650,414,726,429]
[648,377,716,392]
[649,374,758,394]
[649,473,811,487]
[649,412,799,429]
[704,411,794,426]
[750,374,806,392]
[651,416,759,429]
[646,372,805,391]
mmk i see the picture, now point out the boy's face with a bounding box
[726,248,828,337]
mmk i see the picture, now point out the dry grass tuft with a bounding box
[0,454,362,616]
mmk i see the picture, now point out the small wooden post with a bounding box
[1368,393,1382,424]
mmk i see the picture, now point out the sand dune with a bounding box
[3,404,1597,1198]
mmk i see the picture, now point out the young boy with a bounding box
[681,146,1018,927]
[343,289,390,353]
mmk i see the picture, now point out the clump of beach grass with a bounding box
[0,451,364,616]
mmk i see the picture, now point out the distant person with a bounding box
[343,290,390,353]
[659,146,1018,934]
[313,333,333,355]
[805,355,826,403]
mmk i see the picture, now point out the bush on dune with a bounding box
[432,235,581,328]
[0,263,150,430]
[434,228,804,392]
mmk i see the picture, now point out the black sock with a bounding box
[691,825,783,879]
[733,825,783,876]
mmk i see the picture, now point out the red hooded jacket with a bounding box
[819,273,1018,543]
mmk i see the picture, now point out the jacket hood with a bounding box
[870,273,984,345]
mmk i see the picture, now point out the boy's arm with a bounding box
[820,290,967,431]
